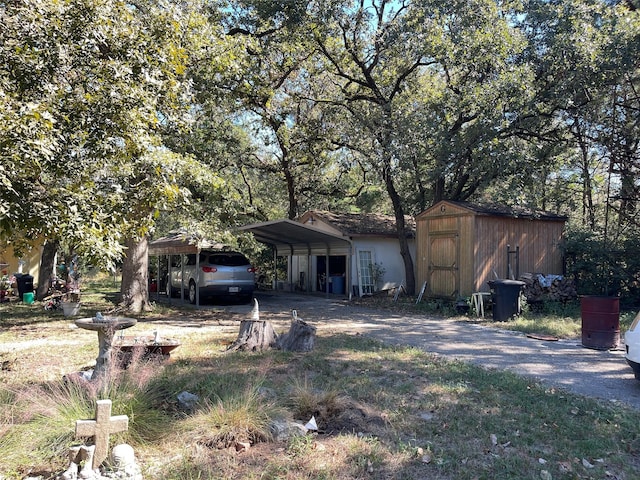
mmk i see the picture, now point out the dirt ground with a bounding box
[218,291,640,410]
[3,289,639,409]
[3,290,640,480]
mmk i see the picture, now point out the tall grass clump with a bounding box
[287,375,349,430]
[0,351,173,476]
[0,379,95,474]
[508,312,581,338]
[0,386,37,473]
[183,380,284,448]
[94,353,174,445]
[0,386,17,437]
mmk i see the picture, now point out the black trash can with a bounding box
[15,273,34,300]
[487,279,525,321]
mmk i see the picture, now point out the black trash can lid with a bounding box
[487,279,525,287]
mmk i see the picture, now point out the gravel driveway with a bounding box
[233,292,640,410]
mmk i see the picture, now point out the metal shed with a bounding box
[416,200,567,299]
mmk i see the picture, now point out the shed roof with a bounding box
[299,210,416,237]
[418,200,568,222]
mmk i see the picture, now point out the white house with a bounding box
[240,210,416,297]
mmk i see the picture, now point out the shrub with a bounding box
[563,224,640,305]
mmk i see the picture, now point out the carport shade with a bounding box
[238,219,352,256]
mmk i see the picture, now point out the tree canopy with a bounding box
[1,0,639,301]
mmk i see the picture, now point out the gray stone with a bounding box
[269,419,308,442]
[177,391,199,412]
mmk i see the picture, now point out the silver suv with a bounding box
[166,250,255,304]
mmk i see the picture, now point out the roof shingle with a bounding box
[301,210,416,237]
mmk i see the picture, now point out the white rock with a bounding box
[540,470,552,480]
[111,444,135,469]
[582,458,594,468]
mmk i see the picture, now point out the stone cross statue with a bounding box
[75,399,129,471]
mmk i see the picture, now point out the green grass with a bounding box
[371,294,637,340]
[487,301,637,339]
[3,328,640,479]
[2,280,640,479]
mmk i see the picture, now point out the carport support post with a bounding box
[288,247,293,292]
[272,248,277,290]
[156,256,160,302]
[325,252,330,297]
[167,255,172,304]
[180,254,185,302]
[195,248,200,306]
[306,249,311,293]
[347,244,353,300]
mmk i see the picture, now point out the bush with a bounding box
[563,225,640,305]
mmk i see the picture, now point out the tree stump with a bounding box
[277,310,316,352]
[227,299,278,352]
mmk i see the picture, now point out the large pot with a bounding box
[61,301,81,317]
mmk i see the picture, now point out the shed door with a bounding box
[428,232,459,298]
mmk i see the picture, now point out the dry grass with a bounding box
[2,289,640,480]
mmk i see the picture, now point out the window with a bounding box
[170,255,182,268]
[358,250,375,295]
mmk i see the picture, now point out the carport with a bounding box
[238,219,353,297]
[148,231,226,306]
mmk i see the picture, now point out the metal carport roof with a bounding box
[238,219,352,256]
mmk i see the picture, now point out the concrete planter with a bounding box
[61,301,81,317]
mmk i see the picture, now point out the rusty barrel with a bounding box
[581,296,620,350]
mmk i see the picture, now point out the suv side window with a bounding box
[170,255,182,268]
[185,254,197,266]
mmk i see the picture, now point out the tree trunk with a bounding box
[228,320,279,352]
[36,239,58,300]
[120,236,151,313]
[277,311,316,352]
[378,104,416,296]
[227,299,278,352]
[381,161,416,295]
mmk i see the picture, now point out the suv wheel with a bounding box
[188,281,197,304]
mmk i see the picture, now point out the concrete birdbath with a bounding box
[75,314,137,382]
